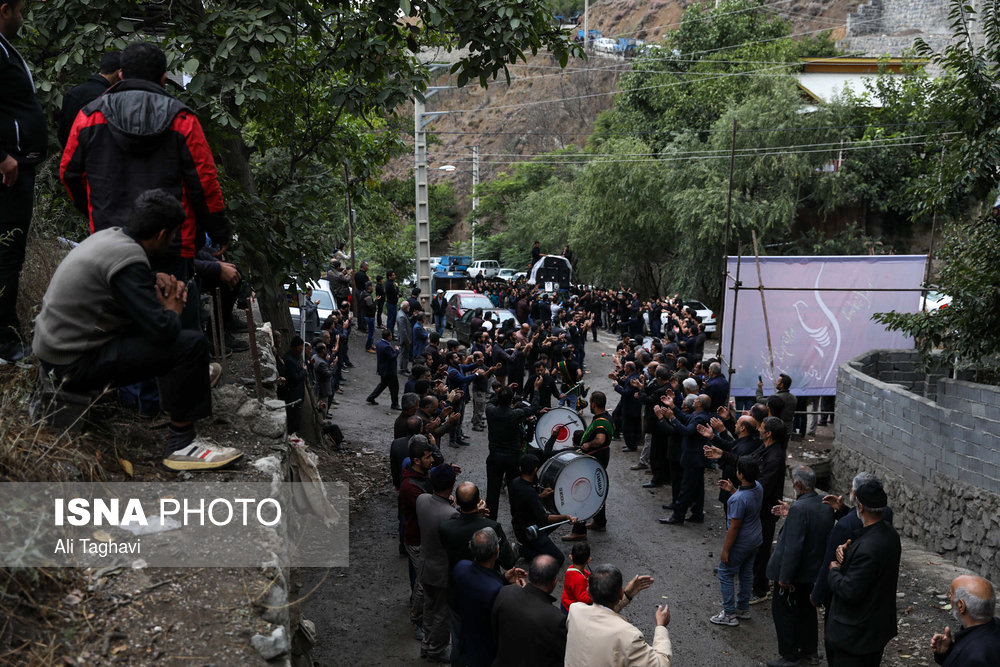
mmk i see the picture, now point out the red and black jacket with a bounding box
[60,79,229,259]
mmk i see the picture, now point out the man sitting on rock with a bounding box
[32,188,242,471]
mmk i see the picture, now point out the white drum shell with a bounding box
[537,451,608,521]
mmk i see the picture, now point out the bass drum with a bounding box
[537,451,608,521]
[532,407,586,452]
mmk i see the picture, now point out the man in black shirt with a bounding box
[58,51,121,146]
[485,382,542,519]
[385,270,400,335]
[509,454,575,564]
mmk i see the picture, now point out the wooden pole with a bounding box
[245,304,264,401]
[717,118,738,380]
[725,242,743,396]
[751,231,776,383]
[215,287,228,381]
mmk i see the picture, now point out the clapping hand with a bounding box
[772,500,790,517]
[835,539,852,565]
[505,567,528,587]
[709,417,725,433]
[703,444,723,460]
[717,405,731,421]
[822,494,845,512]
[717,478,735,495]
[930,627,953,656]
[624,575,654,599]
[696,423,714,439]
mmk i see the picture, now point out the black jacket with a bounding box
[58,74,111,146]
[766,491,834,584]
[936,617,1000,667]
[0,34,46,165]
[281,351,308,402]
[491,583,566,667]
[826,519,901,655]
[485,396,539,456]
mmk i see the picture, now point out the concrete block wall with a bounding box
[834,350,1000,582]
[839,0,983,57]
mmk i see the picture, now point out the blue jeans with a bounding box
[365,317,375,350]
[387,303,398,335]
[718,546,756,615]
[434,314,446,335]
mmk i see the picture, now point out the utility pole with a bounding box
[413,76,448,298]
[471,145,479,260]
[583,0,589,50]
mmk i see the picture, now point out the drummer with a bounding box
[563,391,613,542]
[509,453,577,565]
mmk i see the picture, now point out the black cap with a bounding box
[855,480,888,509]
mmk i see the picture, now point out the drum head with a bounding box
[538,452,608,521]
[533,407,586,452]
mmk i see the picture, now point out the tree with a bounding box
[875,1,1000,379]
[24,0,581,336]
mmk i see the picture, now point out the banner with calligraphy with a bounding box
[721,255,927,397]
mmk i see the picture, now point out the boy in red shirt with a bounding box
[561,543,592,612]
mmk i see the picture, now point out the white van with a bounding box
[467,260,500,278]
[593,38,617,54]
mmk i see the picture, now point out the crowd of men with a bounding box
[3,4,248,470]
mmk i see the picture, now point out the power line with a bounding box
[414,121,953,137]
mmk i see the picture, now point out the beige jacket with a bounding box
[564,602,672,667]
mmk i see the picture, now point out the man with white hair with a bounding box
[762,466,834,666]
[930,575,999,666]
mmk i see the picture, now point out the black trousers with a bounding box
[649,435,670,484]
[621,414,640,450]
[0,165,34,343]
[771,581,818,659]
[753,513,778,596]
[46,329,211,433]
[485,452,520,521]
[367,374,399,406]
[571,446,609,534]
[826,647,884,667]
[670,464,705,521]
[286,403,302,436]
[668,439,683,505]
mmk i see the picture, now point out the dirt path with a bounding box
[299,331,962,666]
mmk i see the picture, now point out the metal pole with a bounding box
[751,231,777,384]
[583,0,589,50]
[471,145,479,260]
[717,118,738,375]
[414,97,432,298]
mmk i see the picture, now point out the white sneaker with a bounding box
[735,609,751,619]
[709,610,739,627]
[163,438,243,471]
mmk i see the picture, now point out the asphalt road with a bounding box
[301,330,794,666]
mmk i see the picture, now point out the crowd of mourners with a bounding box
[2,9,997,665]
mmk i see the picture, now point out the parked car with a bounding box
[497,268,518,282]
[446,292,513,328]
[287,279,338,334]
[593,37,617,53]
[514,271,527,281]
[919,290,952,312]
[467,259,500,278]
[454,307,516,345]
[683,300,717,335]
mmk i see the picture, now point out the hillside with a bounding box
[390,0,864,243]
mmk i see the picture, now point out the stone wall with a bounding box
[838,0,984,57]
[834,349,1000,582]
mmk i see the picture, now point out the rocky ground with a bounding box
[297,330,970,667]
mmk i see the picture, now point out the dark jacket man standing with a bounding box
[484,383,541,519]
[0,0,47,361]
[491,555,567,667]
[826,480,901,666]
[58,51,121,146]
[931,575,1000,667]
[764,466,834,667]
[366,329,400,409]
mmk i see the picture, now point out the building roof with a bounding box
[795,58,929,107]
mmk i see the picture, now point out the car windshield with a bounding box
[686,301,707,311]
[462,296,494,310]
[312,290,334,310]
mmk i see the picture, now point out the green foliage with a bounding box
[874,1,1000,379]
[380,177,460,244]
[875,215,1000,377]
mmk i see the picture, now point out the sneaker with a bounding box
[749,592,772,605]
[630,463,648,471]
[709,610,739,627]
[208,362,222,388]
[735,609,751,619]
[797,653,822,666]
[163,438,244,471]
[766,658,801,667]
[366,399,379,405]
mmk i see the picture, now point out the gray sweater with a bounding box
[33,228,149,365]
